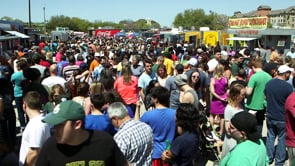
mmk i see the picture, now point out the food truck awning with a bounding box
[226,37,257,41]
[0,35,19,41]
[5,31,30,39]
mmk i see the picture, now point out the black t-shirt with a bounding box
[36,130,126,166]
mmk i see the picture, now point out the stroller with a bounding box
[197,111,221,164]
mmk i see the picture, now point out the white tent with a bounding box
[226,37,257,41]
[5,31,30,39]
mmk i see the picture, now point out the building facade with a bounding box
[232,5,295,29]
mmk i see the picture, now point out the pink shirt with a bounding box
[76,61,84,66]
[55,51,62,63]
[285,92,295,147]
[114,76,139,104]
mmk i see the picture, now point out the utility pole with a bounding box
[43,6,46,33]
[28,0,32,27]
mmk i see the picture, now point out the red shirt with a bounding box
[40,59,50,68]
[171,53,178,61]
[114,75,138,104]
[285,92,295,147]
[39,42,45,51]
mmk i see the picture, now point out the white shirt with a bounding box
[286,51,295,59]
[19,114,51,166]
[41,75,66,89]
[207,58,218,72]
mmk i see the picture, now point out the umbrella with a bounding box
[128,32,139,38]
[115,32,126,37]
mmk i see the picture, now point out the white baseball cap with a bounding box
[278,65,294,74]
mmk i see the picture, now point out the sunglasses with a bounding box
[192,75,199,79]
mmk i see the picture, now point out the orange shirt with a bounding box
[89,59,99,72]
[270,51,278,61]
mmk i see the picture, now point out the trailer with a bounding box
[51,31,69,41]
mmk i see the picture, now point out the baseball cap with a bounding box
[187,58,198,67]
[175,74,188,86]
[230,111,261,142]
[197,48,203,53]
[278,65,294,74]
[43,100,85,126]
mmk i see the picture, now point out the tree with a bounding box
[134,19,160,31]
[46,15,71,31]
[173,9,226,31]
[71,17,91,31]
[1,16,23,23]
[45,15,93,32]
[216,14,229,30]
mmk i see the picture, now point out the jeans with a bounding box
[266,119,286,166]
[15,97,26,127]
[287,146,295,166]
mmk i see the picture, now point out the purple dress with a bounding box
[210,77,227,115]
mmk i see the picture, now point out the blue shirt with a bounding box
[11,71,26,97]
[85,114,116,135]
[140,108,176,159]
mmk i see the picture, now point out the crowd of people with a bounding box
[0,35,295,166]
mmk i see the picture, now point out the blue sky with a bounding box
[1,0,294,27]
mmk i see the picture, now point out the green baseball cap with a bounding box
[43,100,85,126]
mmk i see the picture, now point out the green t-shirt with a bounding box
[152,64,159,73]
[245,71,271,110]
[220,139,268,166]
[230,62,240,77]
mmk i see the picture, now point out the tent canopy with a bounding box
[227,37,257,41]
[5,31,30,39]
[114,32,126,37]
[0,36,19,41]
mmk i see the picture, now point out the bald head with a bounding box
[49,64,58,75]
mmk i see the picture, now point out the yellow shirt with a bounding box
[164,58,174,76]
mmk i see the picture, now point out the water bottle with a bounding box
[166,140,171,150]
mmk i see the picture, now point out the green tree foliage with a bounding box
[46,15,71,31]
[173,9,226,31]
[1,16,23,24]
[216,14,229,30]
[134,19,160,30]
[135,19,150,30]
[45,15,93,32]
[119,19,136,31]
[71,17,92,32]
[93,20,122,29]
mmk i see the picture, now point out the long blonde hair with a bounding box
[213,64,224,79]
[89,81,105,95]
[121,60,132,84]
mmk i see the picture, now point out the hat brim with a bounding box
[42,113,67,126]
[175,82,186,87]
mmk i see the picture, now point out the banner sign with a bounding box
[95,29,121,37]
[228,17,267,29]
[203,31,218,47]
